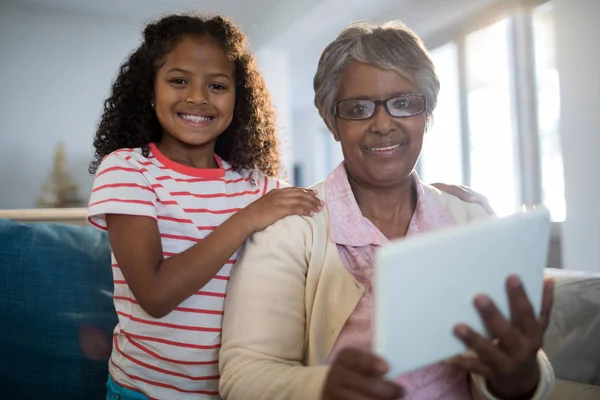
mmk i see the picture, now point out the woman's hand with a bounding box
[238,187,323,234]
[323,348,404,400]
[430,183,495,216]
[450,276,554,399]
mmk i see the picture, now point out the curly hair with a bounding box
[89,13,280,176]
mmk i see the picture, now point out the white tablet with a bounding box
[373,207,551,378]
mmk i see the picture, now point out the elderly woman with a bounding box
[219,21,554,400]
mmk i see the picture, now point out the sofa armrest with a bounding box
[0,207,88,225]
[547,378,600,400]
[543,268,600,385]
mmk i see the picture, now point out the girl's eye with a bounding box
[209,83,226,90]
[170,78,187,85]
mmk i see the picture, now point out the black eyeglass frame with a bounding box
[333,94,427,120]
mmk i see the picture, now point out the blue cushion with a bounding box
[0,218,115,399]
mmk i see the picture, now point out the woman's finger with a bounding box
[330,388,388,400]
[473,295,526,357]
[336,348,389,377]
[332,390,373,400]
[454,324,513,372]
[342,370,405,400]
[447,354,493,378]
[506,275,539,338]
[538,278,555,332]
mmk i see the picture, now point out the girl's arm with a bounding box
[89,152,321,319]
[106,185,322,319]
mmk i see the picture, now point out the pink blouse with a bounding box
[325,163,472,399]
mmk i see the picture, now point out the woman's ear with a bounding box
[332,126,341,142]
[320,110,341,142]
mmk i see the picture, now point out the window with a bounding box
[422,0,564,220]
[465,19,519,217]
[533,2,565,221]
[420,42,463,185]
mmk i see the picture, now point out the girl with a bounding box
[87,14,322,399]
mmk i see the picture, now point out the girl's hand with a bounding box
[323,348,405,400]
[239,187,323,234]
[450,276,554,398]
[431,183,496,216]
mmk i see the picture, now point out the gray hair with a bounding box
[314,20,440,133]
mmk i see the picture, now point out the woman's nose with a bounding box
[369,104,394,135]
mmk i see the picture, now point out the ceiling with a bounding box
[373,0,502,42]
[271,0,504,109]
[4,0,507,48]
[7,0,279,25]
[6,0,503,49]
[5,0,337,47]
[5,0,505,110]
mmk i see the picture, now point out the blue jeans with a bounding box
[106,376,150,400]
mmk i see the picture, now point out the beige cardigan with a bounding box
[219,181,554,400]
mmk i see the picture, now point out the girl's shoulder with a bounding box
[101,147,145,163]
[245,168,290,195]
[96,147,150,172]
[220,159,290,193]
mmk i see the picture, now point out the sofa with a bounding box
[0,209,599,399]
[542,268,600,398]
[0,209,114,399]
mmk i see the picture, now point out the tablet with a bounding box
[373,207,551,378]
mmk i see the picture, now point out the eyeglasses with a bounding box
[334,94,426,120]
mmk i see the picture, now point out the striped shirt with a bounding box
[87,143,282,399]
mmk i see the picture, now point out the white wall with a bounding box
[554,0,600,272]
[0,2,323,206]
[0,3,142,209]
[290,105,342,187]
[254,47,294,181]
